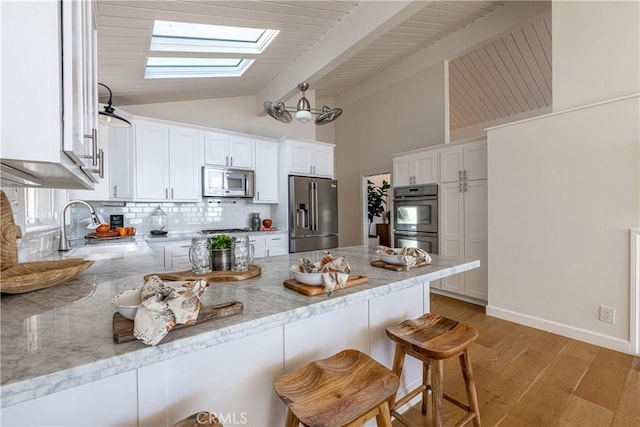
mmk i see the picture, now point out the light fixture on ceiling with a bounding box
[98,83,131,128]
[263,82,343,125]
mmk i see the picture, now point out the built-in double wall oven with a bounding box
[393,184,438,254]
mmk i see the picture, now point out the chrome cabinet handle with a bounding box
[165,188,169,199]
[97,149,104,179]
[113,185,117,197]
[256,191,260,200]
[459,170,463,181]
[463,169,468,180]
[81,128,98,166]
[230,156,233,166]
[226,155,229,166]
[171,188,174,199]
[459,181,463,192]
[463,181,468,192]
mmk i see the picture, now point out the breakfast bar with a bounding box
[0,243,479,426]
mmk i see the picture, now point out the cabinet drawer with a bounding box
[168,243,191,257]
[266,235,286,248]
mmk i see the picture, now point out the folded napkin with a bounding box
[319,256,351,295]
[376,245,432,267]
[133,275,209,346]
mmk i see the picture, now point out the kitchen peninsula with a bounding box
[0,243,479,427]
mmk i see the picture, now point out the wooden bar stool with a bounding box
[172,412,222,427]
[385,314,481,427]
[273,349,400,427]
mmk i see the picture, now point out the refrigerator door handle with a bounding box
[308,182,315,232]
[313,182,319,231]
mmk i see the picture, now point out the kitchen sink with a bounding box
[67,242,138,261]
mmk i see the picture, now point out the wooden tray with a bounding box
[0,259,94,294]
[143,264,261,282]
[283,275,368,296]
[370,259,428,272]
[113,300,244,343]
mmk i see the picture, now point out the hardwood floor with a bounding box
[392,294,640,427]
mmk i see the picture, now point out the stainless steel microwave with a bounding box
[202,167,254,198]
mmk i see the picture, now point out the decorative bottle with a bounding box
[250,213,261,231]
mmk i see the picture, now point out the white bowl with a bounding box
[293,271,324,286]
[379,250,415,266]
[111,288,141,320]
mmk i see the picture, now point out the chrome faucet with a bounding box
[59,200,101,251]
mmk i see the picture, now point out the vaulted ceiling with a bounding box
[95,1,551,131]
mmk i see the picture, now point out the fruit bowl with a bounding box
[379,249,415,266]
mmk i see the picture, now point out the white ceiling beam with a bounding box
[337,1,551,107]
[256,0,429,115]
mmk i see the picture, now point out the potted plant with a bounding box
[367,179,390,237]
[208,234,233,270]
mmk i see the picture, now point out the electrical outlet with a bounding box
[599,305,615,324]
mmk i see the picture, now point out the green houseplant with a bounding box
[208,234,233,270]
[367,179,390,237]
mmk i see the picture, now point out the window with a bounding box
[145,20,278,79]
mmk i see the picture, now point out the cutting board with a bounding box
[143,265,261,282]
[113,300,244,344]
[283,275,368,296]
[370,259,428,272]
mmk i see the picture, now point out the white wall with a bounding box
[122,94,317,141]
[334,62,447,246]
[552,1,640,111]
[486,95,640,352]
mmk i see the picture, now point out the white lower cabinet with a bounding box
[1,370,138,426]
[249,232,288,258]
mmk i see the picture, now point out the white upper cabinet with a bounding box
[440,139,487,183]
[254,140,279,204]
[203,132,254,169]
[109,125,134,200]
[281,138,334,178]
[136,121,201,201]
[0,0,99,189]
[393,150,439,186]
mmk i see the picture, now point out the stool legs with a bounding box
[375,401,393,427]
[421,361,431,415]
[431,359,444,427]
[460,350,481,427]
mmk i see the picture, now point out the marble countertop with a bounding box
[0,242,479,408]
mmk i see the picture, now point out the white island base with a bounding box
[1,246,478,426]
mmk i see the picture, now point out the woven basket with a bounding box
[0,258,94,294]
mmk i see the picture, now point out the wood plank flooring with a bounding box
[393,294,640,427]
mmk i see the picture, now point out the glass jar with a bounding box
[149,206,168,233]
[189,237,212,274]
[232,235,255,272]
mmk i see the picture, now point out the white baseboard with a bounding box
[486,305,632,354]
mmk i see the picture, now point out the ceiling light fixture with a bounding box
[263,82,343,125]
[98,83,131,128]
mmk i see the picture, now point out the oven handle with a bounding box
[394,196,437,202]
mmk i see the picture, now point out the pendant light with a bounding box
[98,83,131,128]
[263,82,343,125]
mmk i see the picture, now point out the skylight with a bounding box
[144,57,255,79]
[150,20,279,54]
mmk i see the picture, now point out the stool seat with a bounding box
[386,313,481,427]
[273,349,399,427]
[172,412,222,427]
[386,313,479,360]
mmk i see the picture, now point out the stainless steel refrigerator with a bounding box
[289,176,338,253]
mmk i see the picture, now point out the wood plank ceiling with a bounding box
[95,1,550,131]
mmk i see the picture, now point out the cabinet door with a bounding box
[414,150,439,184]
[463,180,488,300]
[440,181,465,294]
[254,141,279,203]
[109,125,134,200]
[136,122,169,200]
[312,145,334,177]
[288,141,313,175]
[169,126,201,201]
[249,235,267,258]
[439,146,463,183]
[463,140,487,180]
[203,132,229,166]
[61,0,95,171]
[393,155,413,186]
[228,136,254,169]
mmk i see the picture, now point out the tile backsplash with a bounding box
[69,199,274,235]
